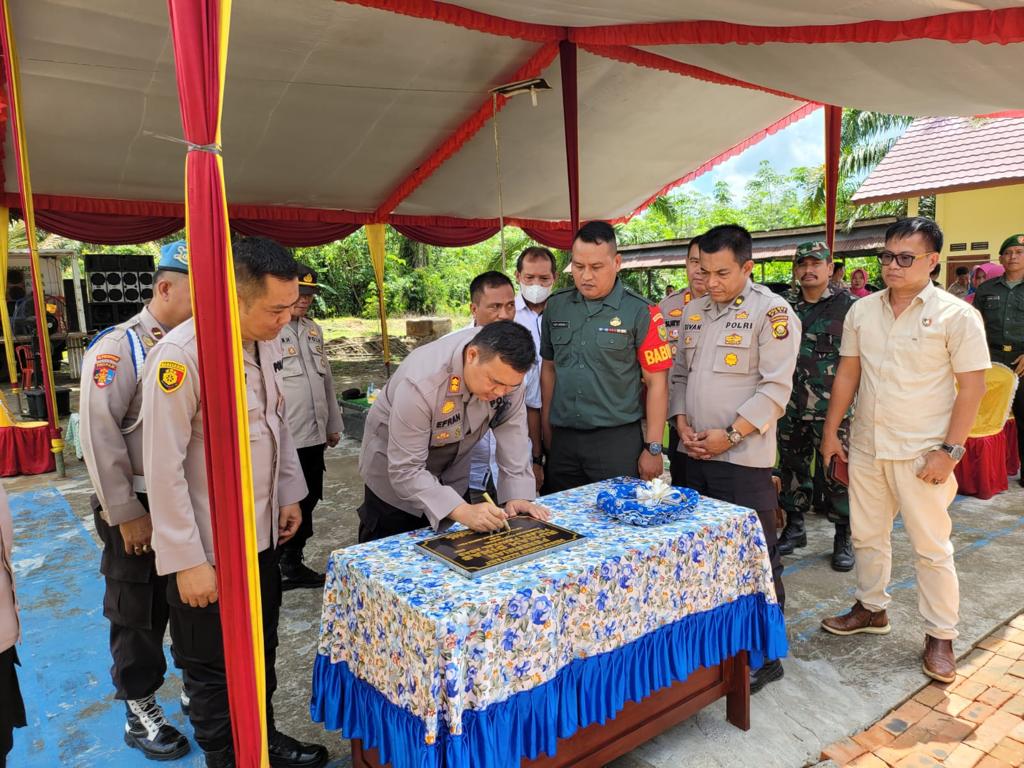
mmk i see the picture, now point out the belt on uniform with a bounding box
[132,475,147,494]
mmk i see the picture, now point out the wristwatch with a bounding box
[726,426,744,446]
[532,454,545,467]
[646,442,663,456]
[940,443,966,462]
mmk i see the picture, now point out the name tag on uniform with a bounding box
[551,321,570,328]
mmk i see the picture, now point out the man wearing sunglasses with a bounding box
[820,217,989,685]
[972,233,1024,482]
[356,321,549,542]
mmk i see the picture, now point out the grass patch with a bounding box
[318,315,471,343]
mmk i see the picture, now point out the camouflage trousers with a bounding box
[777,414,850,524]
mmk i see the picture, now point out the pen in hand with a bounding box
[482,491,511,532]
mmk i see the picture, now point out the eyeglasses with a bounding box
[877,250,935,268]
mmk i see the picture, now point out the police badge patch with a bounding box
[158,361,188,393]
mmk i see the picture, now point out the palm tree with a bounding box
[802,109,914,227]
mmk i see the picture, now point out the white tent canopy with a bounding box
[4,0,1023,243]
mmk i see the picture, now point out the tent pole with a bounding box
[0,0,64,475]
[559,40,580,236]
[824,105,842,253]
[366,224,392,378]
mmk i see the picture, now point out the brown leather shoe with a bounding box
[821,601,892,636]
[922,635,956,683]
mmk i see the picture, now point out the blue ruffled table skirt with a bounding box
[310,479,787,768]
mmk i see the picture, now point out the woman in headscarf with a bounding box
[849,268,872,298]
[964,262,1005,304]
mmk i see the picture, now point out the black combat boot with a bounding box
[750,659,784,693]
[268,730,329,768]
[124,695,191,761]
[776,512,806,555]
[280,548,325,591]
[831,523,855,572]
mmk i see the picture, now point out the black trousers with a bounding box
[282,444,326,555]
[167,548,281,753]
[544,421,644,494]
[0,646,26,765]
[683,458,786,612]
[357,486,430,544]
[666,425,688,488]
[92,497,169,701]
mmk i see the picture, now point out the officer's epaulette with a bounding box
[622,286,655,306]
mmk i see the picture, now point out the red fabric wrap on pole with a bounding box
[824,105,842,254]
[165,1,265,764]
[559,41,579,236]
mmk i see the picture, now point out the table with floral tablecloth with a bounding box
[311,478,787,768]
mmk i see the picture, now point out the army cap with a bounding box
[297,264,319,295]
[794,241,831,262]
[998,233,1024,255]
[157,240,189,274]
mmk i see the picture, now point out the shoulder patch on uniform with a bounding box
[766,306,789,318]
[92,362,117,388]
[157,361,188,393]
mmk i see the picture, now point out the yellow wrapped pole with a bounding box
[366,223,392,377]
[0,2,65,475]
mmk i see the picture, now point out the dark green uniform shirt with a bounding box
[541,279,671,429]
[973,277,1024,366]
[784,286,856,420]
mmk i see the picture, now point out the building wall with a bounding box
[931,183,1024,286]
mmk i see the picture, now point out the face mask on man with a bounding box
[520,284,552,304]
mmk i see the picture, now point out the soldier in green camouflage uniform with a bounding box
[776,241,857,571]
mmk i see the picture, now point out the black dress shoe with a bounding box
[280,559,326,591]
[124,696,191,761]
[204,746,235,768]
[750,659,784,694]
[268,730,329,768]
[831,524,855,572]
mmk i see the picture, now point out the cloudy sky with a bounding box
[681,108,825,200]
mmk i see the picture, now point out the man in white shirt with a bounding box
[514,246,557,490]
[820,217,989,684]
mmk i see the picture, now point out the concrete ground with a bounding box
[5,434,1024,767]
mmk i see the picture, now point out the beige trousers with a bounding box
[848,446,959,640]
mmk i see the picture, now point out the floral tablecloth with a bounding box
[311,478,787,768]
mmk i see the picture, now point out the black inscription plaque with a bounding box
[416,516,584,579]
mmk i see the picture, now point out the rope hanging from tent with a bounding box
[0,0,65,474]
[165,0,269,765]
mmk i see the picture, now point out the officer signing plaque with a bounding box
[417,517,584,579]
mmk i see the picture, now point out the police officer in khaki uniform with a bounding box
[660,236,707,487]
[357,321,548,542]
[142,238,327,768]
[541,221,673,492]
[669,224,800,693]
[79,241,193,760]
[276,265,342,589]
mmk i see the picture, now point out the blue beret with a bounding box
[157,240,189,274]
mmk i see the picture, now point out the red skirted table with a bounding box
[953,419,1019,500]
[0,422,55,476]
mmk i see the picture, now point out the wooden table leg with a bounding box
[726,650,750,731]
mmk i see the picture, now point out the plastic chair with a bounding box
[15,345,34,390]
[954,363,1019,499]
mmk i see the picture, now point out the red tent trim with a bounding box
[617,101,822,226]
[371,41,560,220]
[335,0,565,43]
[570,7,1024,47]
[579,44,807,101]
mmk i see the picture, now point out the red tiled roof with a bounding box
[853,116,1024,204]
